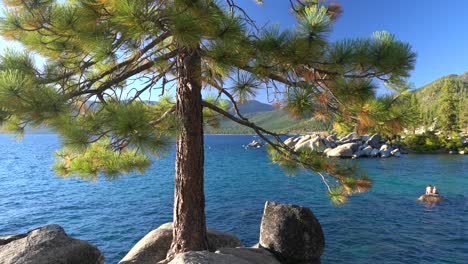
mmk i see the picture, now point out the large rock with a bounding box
[293,136,313,152]
[339,132,359,142]
[0,224,103,264]
[259,201,324,264]
[361,135,370,142]
[366,134,381,148]
[323,148,333,155]
[308,136,327,153]
[216,248,281,264]
[295,135,312,147]
[167,248,281,264]
[391,148,401,157]
[326,143,357,158]
[283,137,296,148]
[370,148,380,157]
[119,223,242,264]
[380,149,391,158]
[352,150,365,158]
[168,251,249,264]
[379,144,392,152]
[0,234,27,246]
[362,146,373,156]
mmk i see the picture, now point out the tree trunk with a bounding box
[166,47,208,259]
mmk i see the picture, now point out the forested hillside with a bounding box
[413,72,468,132]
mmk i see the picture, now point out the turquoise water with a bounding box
[0,134,466,263]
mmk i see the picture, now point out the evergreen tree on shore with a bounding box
[0,0,415,260]
[458,84,468,133]
[437,78,459,133]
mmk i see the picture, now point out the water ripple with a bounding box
[0,134,467,263]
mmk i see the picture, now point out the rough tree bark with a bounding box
[166,47,208,260]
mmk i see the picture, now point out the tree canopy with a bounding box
[0,0,416,259]
[0,0,417,203]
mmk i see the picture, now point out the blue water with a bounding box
[0,134,467,264]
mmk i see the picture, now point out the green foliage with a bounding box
[333,85,420,138]
[284,86,316,119]
[0,0,414,204]
[266,144,372,205]
[413,73,467,130]
[230,72,261,103]
[437,78,460,133]
[53,138,151,180]
[203,96,229,128]
[460,97,468,133]
[401,133,440,152]
[401,132,467,152]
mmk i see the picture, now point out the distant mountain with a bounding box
[206,100,329,134]
[229,100,275,114]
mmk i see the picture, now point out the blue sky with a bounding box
[243,0,468,90]
[1,0,467,102]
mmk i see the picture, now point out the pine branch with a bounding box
[68,49,178,98]
[150,105,176,126]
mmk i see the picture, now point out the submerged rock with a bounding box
[418,194,446,203]
[380,149,391,158]
[391,148,401,157]
[119,223,242,264]
[353,150,365,158]
[259,201,324,264]
[247,140,263,148]
[0,224,103,264]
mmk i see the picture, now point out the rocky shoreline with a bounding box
[0,202,324,264]
[284,132,403,159]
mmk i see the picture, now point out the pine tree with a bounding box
[459,87,468,133]
[437,78,459,133]
[0,0,415,260]
[409,93,421,134]
[459,98,468,134]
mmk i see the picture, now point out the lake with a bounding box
[0,134,466,263]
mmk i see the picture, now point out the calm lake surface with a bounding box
[0,134,467,264]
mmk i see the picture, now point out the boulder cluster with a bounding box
[121,201,324,264]
[284,132,402,158]
[0,225,104,264]
[0,202,324,264]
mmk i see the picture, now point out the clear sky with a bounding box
[242,0,468,90]
[1,0,467,101]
